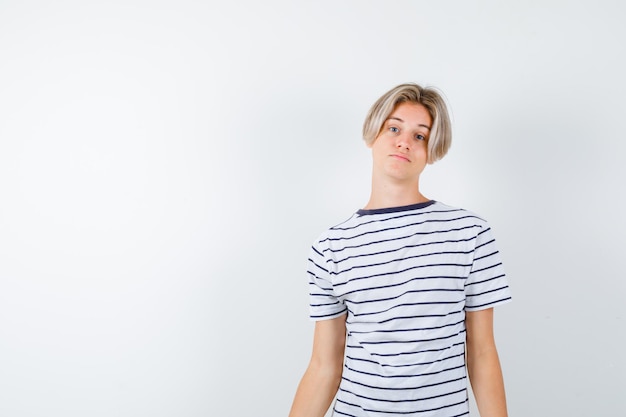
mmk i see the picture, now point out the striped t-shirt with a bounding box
[307,200,512,417]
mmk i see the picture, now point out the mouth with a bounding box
[390,154,411,162]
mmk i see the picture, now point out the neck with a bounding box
[363,175,428,210]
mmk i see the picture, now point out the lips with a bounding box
[390,154,411,162]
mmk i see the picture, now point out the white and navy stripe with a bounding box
[307,201,511,417]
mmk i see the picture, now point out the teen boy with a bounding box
[288,83,512,417]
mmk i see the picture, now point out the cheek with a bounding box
[415,141,428,155]
[367,135,383,150]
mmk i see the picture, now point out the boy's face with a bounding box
[369,102,432,184]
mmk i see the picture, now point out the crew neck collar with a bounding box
[357,200,436,216]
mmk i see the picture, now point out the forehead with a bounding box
[387,102,432,125]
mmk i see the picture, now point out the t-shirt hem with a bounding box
[465,297,512,312]
[309,309,347,322]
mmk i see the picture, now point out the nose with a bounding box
[396,133,410,150]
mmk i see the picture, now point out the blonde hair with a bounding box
[362,83,452,163]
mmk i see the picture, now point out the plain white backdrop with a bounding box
[0,1,624,416]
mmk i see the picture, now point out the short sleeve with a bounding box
[464,222,512,311]
[307,237,347,321]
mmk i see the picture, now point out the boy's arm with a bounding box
[466,308,508,417]
[288,313,347,417]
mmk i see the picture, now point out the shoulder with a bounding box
[429,202,501,249]
[431,201,490,226]
[310,212,360,250]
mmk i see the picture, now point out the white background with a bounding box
[1,1,624,416]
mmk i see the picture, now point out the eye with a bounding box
[415,134,426,141]
[389,126,399,133]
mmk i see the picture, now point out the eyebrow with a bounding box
[387,116,431,130]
